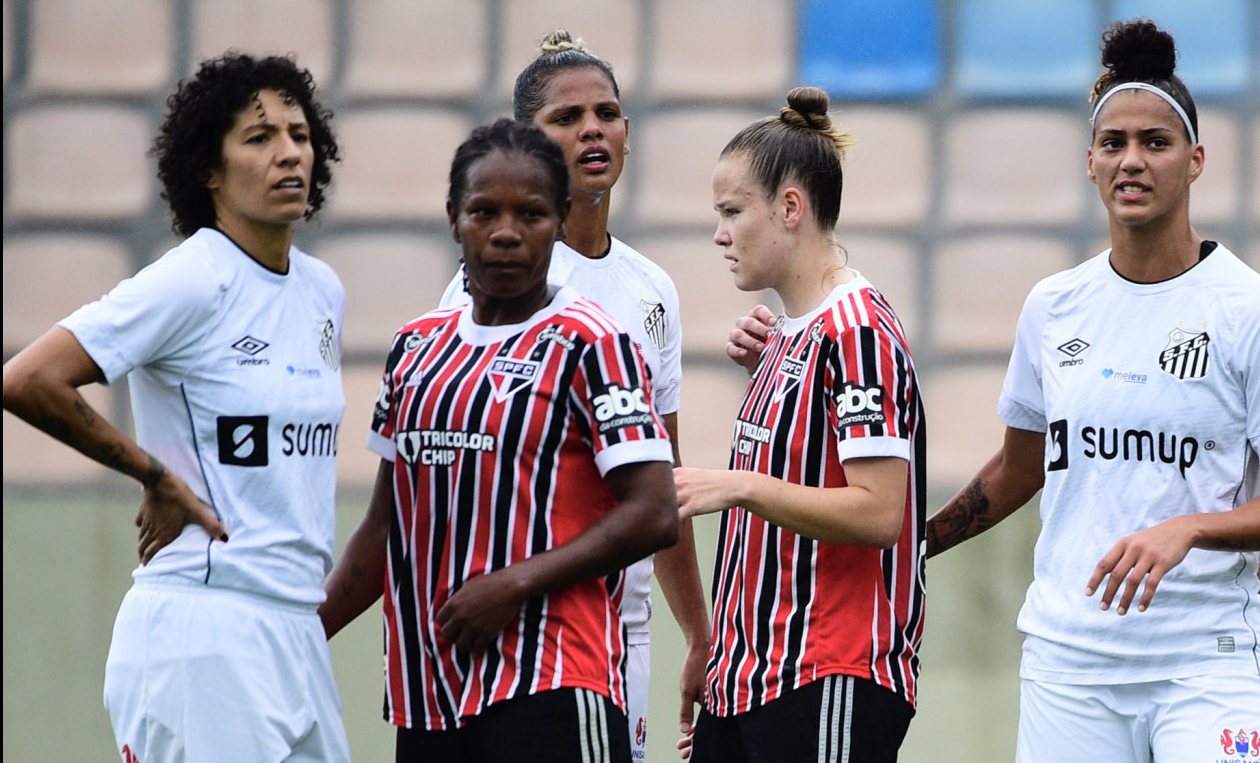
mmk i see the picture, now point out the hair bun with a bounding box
[781,86,833,131]
[1101,18,1176,82]
[540,29,587,55]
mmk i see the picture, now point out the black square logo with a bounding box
[217,416,269,466]
[1047,419,1069,472]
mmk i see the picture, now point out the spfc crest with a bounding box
[640,299,667,350]
[1157,328,1210,380]
[488,357,538,402]
[772,356,805,402]
[317,319,340,371]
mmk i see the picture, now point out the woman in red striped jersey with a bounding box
[321,118,679,763]
[673,87,926,762]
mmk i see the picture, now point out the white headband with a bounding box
[1090,82,1198,144]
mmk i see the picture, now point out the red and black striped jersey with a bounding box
[706,275,927,715]
[367,286,674,730]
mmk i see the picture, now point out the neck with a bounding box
[563,188,612,258]
[216,217,294,273]
[775,239,852,318]
[471,283,556,326]
[1107,211,1201,283]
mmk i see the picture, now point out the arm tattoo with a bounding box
[146,457,166,487]
[926,479,997,557]
[71,397,98,427]
[338,562,370,603]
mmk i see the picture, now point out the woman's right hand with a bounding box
[136,469,227,564]
[726,305,776,375]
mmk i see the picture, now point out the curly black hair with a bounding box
[151,52,340,238]
[1089,19,1197,141]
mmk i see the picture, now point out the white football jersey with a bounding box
[999,243,1260,683]
[439,236,682,640]
[60,228,346,606]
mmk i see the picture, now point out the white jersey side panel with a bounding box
[439,237,683,640]
[59,228,346,605]
[998,245,1260,683]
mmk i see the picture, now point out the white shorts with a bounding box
[1016,673,1260,763]
[626,641,650,762]
[103,579,351,763]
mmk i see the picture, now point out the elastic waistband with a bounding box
[132,575,321,615]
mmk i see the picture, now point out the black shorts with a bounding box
[395,687,631,763]
[691,675,914,763]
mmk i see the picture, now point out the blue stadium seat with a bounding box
[797,0,941,100]
[955,0,1097,99]
[1110,0,1254,98]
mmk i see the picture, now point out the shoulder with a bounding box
[609,237,679,296]
[1200,245,1260,302]
[1018,251,1104,317]
[137,229,237,305]
[291,247,345,297]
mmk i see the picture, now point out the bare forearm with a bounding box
[507,461,679,602]
[1190,497,1260,551]
[320,461,392,638]
[732,458,908,548]
[4,332,160,487]
[926,427,1046,558]
[321,520,388,638]
[925,478,1010,557]
[654,518,711,646]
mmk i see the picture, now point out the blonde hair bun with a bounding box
[540,29,588,55]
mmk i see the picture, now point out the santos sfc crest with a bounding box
[1157,327,1210,381]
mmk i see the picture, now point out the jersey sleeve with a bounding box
[1237,291,1260,456]
[571,330,674,475]
[367,329,409,461]
[829,323,918,463]
[997,285,1051,433]
[57,252,221,385]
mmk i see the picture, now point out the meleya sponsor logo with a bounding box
[593,384,653,434]
[216,415,339,466]
[1220,728,1260,760]
[1100,367,1147,384]
[1046,419,1207,478]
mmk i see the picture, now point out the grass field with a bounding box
[3,485,1033,762]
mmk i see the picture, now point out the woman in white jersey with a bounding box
[2,54,352,762]
[674,86,926,763]
[922,19,1260,763]
[324,118,679,763]
[439,29,712,759]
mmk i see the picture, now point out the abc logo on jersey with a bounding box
[217,416,269,466]
[834,382,885,427]
[593,385,653,434]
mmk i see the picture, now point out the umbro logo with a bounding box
[232,336,270,366]
[232,336,269,356]
[1057,338,1089,367]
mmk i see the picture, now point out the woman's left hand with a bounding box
[673,467,737,520]
[1085,515,1195,615]
[436,569,525,653]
